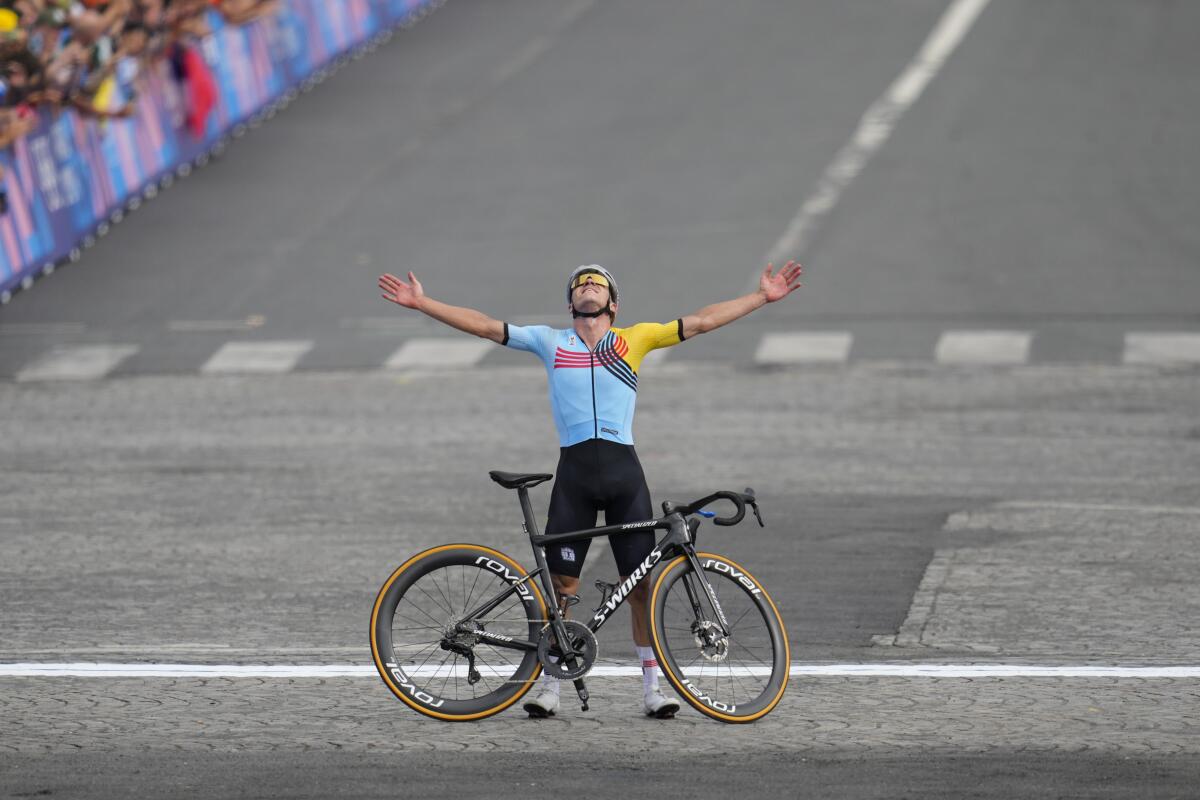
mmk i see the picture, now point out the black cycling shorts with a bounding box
[543,439,655,579]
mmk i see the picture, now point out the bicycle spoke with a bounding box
[479,642,519,672]
[442,566,460,617]
[415,650,453,693]
[386,638,444,652]
[441,654,456,697]
[410,585,452,625]
[729,606,753,631]
[389,625,446,633]
[724,656,756,700]
[460,566,468,619]
[463,566,484,617]
[431,569,457,619]
[393,608,441,632]
[730,639,771,661]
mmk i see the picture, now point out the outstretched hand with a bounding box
[379,272,424,309]
[759,261,803,302]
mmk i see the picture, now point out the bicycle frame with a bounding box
[453,484,729,659]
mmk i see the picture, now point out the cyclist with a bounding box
[378,262,803,718]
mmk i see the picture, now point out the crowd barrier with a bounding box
[0,0,439,303]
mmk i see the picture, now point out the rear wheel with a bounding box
[649,552,789,723]
[370,544,548,721]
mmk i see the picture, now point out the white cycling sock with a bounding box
[636,645,659,695]
[541,657,560,695]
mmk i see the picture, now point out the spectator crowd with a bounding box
[1,0,279,211]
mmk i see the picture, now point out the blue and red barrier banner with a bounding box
[0,0,435,299]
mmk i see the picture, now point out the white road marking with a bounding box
[757,0,993,279]
[2,663,1197,678]
[489,0,593,86]
[1123,333,1200,365]
[168,316,265,332]
[0,322,88,336]
[339,317,434,333]
[384,338,493,370]
[200,341,313,374]
[755,332,853,365]
[976,500,1200,516]
[15,345,139,382]
[935,330,1032,364]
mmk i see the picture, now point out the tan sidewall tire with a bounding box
[370,543,547,721]
[649,553,789,723]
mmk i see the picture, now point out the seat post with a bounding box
[517,487,540,539]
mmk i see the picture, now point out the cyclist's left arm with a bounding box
[680,261,803,339]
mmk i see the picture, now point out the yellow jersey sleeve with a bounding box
[611,320,686,373]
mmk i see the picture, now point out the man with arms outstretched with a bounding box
[378,262,803,718]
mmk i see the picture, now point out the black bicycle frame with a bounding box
[454,484,725,656]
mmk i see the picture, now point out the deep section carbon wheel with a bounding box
[370,544,548,721]
[649,552,789,723]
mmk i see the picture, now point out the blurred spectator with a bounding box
[0,0,284,214]
[0,0,282,212]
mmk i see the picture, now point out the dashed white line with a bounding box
[15,345,139,382]
[2,663,1197,678]
[1123,332,1200,365]
[200,341,313,374]
[168,317,265,333]
[0,322,88,336]
[981,500,1200,516]
[935,330,1032,364]
[384,338,493,370]
[755,332,853,365]
[758,0,993,279]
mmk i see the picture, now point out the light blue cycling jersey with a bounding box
[503,321,686,446]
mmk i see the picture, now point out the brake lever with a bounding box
[743,488,764,527]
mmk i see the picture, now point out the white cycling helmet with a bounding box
[566,265,619,306]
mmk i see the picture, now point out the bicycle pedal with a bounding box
[594,580,617,607]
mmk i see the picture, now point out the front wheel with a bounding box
[370,544,548,721]
[649,552,789,723]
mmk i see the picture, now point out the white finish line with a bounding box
[3,663,1198,678]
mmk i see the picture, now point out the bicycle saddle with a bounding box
[488,471,553,490]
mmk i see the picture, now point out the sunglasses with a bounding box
[570,273,610,291]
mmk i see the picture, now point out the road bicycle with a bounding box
[369,470,789,723]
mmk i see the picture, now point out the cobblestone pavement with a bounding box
[2,675,1197,755]
[877,506,1200,658]
[2,365,1198,793]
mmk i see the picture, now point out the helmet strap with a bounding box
[571,306,609,319]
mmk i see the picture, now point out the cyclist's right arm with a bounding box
[379,271,505,343]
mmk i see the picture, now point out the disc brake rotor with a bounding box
[693,620,729,663]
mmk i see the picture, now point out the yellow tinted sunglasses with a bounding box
[570,273,610,291]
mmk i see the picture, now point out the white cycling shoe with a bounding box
[523,689,560,718]
[644,688,681,719]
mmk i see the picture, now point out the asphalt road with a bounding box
[2,0,1200,797]
[2,0,1196,369]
